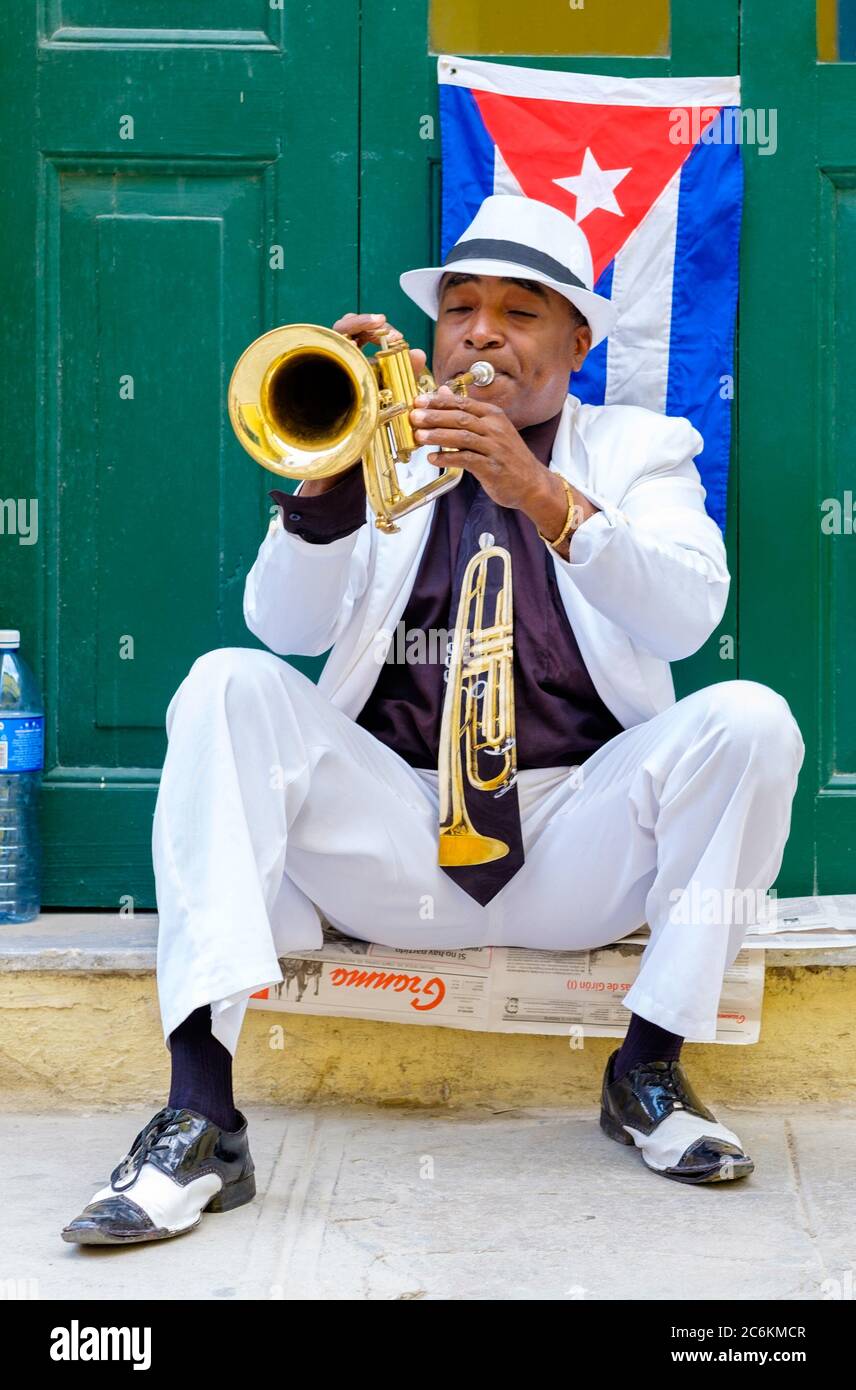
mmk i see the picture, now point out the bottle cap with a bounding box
[0,630,20,648]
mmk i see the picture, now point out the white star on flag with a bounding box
[553,147,632,223]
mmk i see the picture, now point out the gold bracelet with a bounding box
[537,475,577,552]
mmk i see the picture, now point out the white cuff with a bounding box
[553,503,626,572]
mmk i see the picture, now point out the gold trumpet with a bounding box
[227,322,495,534]
[438,531,517,867]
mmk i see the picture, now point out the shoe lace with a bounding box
[110,1108,186,1192]
[634,1060,679,1077]
[630,1059,701,1113]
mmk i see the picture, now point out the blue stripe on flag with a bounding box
[666,107,743,534]
[438,85,496,258]
[570,260,614,407]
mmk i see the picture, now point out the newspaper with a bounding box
[248,895,856,1044]
[248,926,764,1044]
[742,894,856,948]
[619,895,856,951]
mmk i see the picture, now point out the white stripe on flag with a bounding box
[604,169,680,412]
[438,54,740,109]
[493,144,524,197]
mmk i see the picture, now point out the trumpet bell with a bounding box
[228,321,495,532]
[438,829,510,867]
[228,323,379,481]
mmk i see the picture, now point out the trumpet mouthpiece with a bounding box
[469,361,495,385]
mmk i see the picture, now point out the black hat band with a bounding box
[442,237,588,290]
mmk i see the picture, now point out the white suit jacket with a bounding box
[243,392,730,731]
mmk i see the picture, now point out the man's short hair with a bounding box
[566,300,590,332]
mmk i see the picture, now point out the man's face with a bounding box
[431,272,592,429]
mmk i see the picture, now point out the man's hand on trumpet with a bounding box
[299,312,427,497]
[409,386,599,559]
[333,311,428,378]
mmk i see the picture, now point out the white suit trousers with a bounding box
[151,647,805,1057]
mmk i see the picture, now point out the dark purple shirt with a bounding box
[270,409,623,770]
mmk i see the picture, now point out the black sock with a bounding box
[167,1004,240,1131]
[612,1012,684,1082]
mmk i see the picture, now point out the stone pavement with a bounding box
[4,1101,855,1301]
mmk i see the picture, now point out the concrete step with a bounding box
[2,913,855,1108]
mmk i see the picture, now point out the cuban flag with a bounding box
[437,55,743,534]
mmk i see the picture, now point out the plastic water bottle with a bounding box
[0,631,45,923]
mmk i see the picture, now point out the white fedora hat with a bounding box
[399,193,617,349]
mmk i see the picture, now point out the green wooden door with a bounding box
[3,1,848,906]
[0,1,360,906]
[741,0,856,892]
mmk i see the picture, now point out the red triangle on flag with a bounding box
[474,92,721,281]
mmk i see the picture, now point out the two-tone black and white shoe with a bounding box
[61,1105,256,1245]
[599,1049,754,1184]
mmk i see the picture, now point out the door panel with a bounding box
[0,1,360,905]
[58,166,271,753]
[741,0,856,891]
[44,1,280,46]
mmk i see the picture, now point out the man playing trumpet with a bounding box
[62,194,804,1247]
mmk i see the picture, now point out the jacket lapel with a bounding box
[546,396,653,729]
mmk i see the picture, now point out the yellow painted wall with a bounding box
[3,967,855,1110]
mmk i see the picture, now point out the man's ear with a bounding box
[571,323,592,372]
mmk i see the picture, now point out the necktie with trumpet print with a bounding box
[438,471,525,906]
